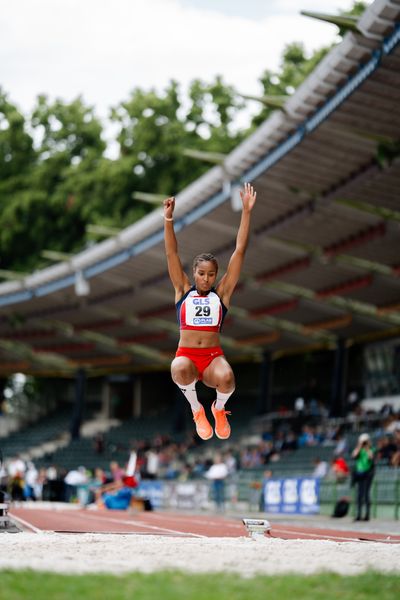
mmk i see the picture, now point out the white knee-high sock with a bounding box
[177,380,201,412]
[215,389,234,410]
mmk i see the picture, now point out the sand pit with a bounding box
[1,532,400,576]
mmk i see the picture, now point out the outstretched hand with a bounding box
[240,182,257,212]
[163,196,175,220]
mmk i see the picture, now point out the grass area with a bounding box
[0,571,399,600]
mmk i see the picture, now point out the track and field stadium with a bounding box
[1,1,400,596]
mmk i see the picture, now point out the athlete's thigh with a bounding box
[202,355,234,388]
[171,355,198,381]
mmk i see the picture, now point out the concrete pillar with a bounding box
[258,351,273,415]
[133,376,142,418]
[101,379,111,418]
[330,339,348,417]
[70,368,86,439]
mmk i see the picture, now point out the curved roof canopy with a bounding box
[1,0,400,376]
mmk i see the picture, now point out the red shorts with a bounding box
[175,346,224,380]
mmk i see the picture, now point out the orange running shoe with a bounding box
[211,401,231,440]
[192,405,213,440]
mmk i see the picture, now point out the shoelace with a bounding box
[215,409,231,417]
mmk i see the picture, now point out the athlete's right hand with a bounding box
[163,196,175,220]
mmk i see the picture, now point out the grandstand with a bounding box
[0,0,399,517]
[0,404,70,459]
[0,402,102,462]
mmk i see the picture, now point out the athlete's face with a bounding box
[193,261,217,294]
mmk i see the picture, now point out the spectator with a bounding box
[380,403,394,418]
[24,461,38,501]
[390,429,400,468]
[177,463,192,482]
[347,391,359,412]
[93,432,105,454]
[224,450,237,476]
[312,457,329,479]
[309,397,319,418]
[9,472,24,501]
[109,461,125,483]
[43,465,66,502]
[64,466,88,503]
[351,433,376,521]
[385,415,400,434]
[46,465,58,481]
[333,429,348,457]
[282,430,298,452]
[204,453,229,512]
[7,455,26,479]
[95,453,140,510]
[102,486,134,510]
[331,455,350,482]
[294,397,305,415]
[100,474,140,510]
[35,467,48,501]
[88,468,107,503]
[0,459,7,496]
[376,435,397,465]
[298,425,318,447]
[144,449,159,480]
[7,455,26,501]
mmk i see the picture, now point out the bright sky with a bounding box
[1,0,371,132]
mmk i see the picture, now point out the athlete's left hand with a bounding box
[240,182,257,212]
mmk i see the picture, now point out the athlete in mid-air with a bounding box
[164,183,257,440]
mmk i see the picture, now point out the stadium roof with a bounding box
[1,0,400,377]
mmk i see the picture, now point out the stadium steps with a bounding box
[0,404,102,463]
[0,405,73,461]
[36,412,173,473]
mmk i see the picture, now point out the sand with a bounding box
[1,531,400,576]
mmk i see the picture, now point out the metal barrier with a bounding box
[235,469,400,519]
[319,476,400,520]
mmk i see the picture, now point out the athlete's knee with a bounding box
[171,359,197,385]
[217,369,235,391]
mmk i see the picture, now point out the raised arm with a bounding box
[217,183,257,306]
[163,196,191,302]
[352,440,374,460]
[351,442,362,459]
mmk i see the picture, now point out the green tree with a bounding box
[31,95,105,163]
[111,77,243,200]
[186,76,245,150]
[0,88,35,179]
[0,96,105,271]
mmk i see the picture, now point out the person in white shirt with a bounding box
[7,455,26,478]
[205,454,229,511]
[312,457,329,479]
[24,461,38,500]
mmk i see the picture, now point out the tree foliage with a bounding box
[0,2,368,274]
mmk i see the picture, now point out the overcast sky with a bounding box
[1,1,371,130]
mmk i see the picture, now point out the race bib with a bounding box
[185,294,220,327]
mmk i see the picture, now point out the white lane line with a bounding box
[74,511,207,538]
[143,513,243,529]
[271,527,396,543]
[8,512,47,534]
[55,530,199,537]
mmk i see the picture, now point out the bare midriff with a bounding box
[178,329,220,348]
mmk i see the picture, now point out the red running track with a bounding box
[9,506,400,543]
